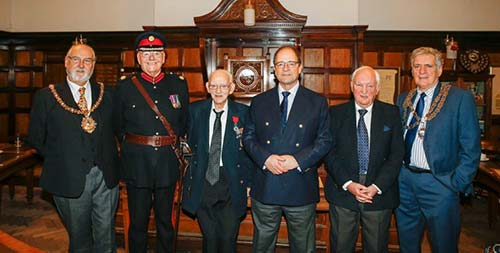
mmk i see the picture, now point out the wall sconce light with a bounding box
[244,0,255,26]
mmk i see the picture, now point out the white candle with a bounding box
[244,7,255,26]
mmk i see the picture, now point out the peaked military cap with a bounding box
[135,31,167,51]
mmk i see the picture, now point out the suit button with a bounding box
[154,100,158,104]
[265,122,269,126]
[240,180,244,184]
[155,132,159,135]
[237,164,240,168]
[266,140,271,144]
[299,124,303,128]
[132,104,136,108]
[156,116,159,119]
[154,148,158,151]
[239,147,242,151]
[296,143,300,147]
[153,86,157,89]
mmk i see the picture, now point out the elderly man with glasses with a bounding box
[182,69,253,253]
[28,38,120,252]
[114,31,190,253]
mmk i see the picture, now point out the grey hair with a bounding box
[351,66,380,85]
[410,47,443,68]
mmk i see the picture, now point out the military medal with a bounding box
[232,116,243,147]
[169,94,182,109]
[81,114,97,133]
[232,116,241,137]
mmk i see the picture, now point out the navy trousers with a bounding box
[395,166,460,253]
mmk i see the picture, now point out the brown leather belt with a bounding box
[125,133,175,147]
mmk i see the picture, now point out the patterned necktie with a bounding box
[404,93,426,165]
[280,91,291,129]
[206,109,224,185]
[357,109,369,175]
[77,87,88,113]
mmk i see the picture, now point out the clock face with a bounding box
[468,51,479,62]
[459,49,489,74]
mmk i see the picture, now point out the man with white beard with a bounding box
[27,38,119,252]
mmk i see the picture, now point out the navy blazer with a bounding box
[324,100,404,211]
[397,82,481,194]
[182,98,253,217]
[27,81,119,197]
[243,85,332,206]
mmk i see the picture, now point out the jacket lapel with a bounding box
[201,100,212,155]
[368,101,384,173]
[345,101,359,171]
[223,100,237,159]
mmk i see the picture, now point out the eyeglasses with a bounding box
[274,61,300,69]
[67,56,95,65]
[208,84,230,90]
[139,51,164,58]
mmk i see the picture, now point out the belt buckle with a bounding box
[153,136,162,147]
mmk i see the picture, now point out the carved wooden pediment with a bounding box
[194,0,307,30]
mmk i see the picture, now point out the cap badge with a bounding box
[148,35,155,42]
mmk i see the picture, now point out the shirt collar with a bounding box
[66,77,90,92]
[417,82,438,98]
[278,81,300,96]
[211,100,229,113]
[354,102,374,114]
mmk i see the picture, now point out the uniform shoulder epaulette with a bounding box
[168,71,185,80]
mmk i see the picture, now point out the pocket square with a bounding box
[383,125,392,132]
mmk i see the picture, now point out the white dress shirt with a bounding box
[209,101,228,167]
[404,83,438,170]
[67,78,92,111]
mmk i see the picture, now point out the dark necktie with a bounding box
[404,93,426,165]
[280,91,291,129]
[357,109,369,175]
[206,109,224,185]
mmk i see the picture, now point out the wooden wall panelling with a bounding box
[362,51,378,67]
[15,113,30,136]
[0,114,8,137]
[301,26,367,107]
[0,50,8,66]
[164,48,179,68]
[0,72,8,87]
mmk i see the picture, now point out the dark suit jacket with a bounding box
[27,81,119,197]
[113,73,189,188]
[325,100,404,211]
[243,85,332,206]
[397,82,481,194]
[182,98,253,217]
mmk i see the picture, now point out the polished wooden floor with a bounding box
[0,187,498,253]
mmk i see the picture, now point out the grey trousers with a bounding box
[53,166,119,253]
[251,198,316,253]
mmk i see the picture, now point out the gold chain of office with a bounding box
[48,82,104,133]
[401,83,451,130]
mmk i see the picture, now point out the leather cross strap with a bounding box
[131,75,186,164]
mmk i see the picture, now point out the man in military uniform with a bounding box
[114,31,189,253]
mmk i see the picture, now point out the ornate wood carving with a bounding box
[194,0,307,30]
